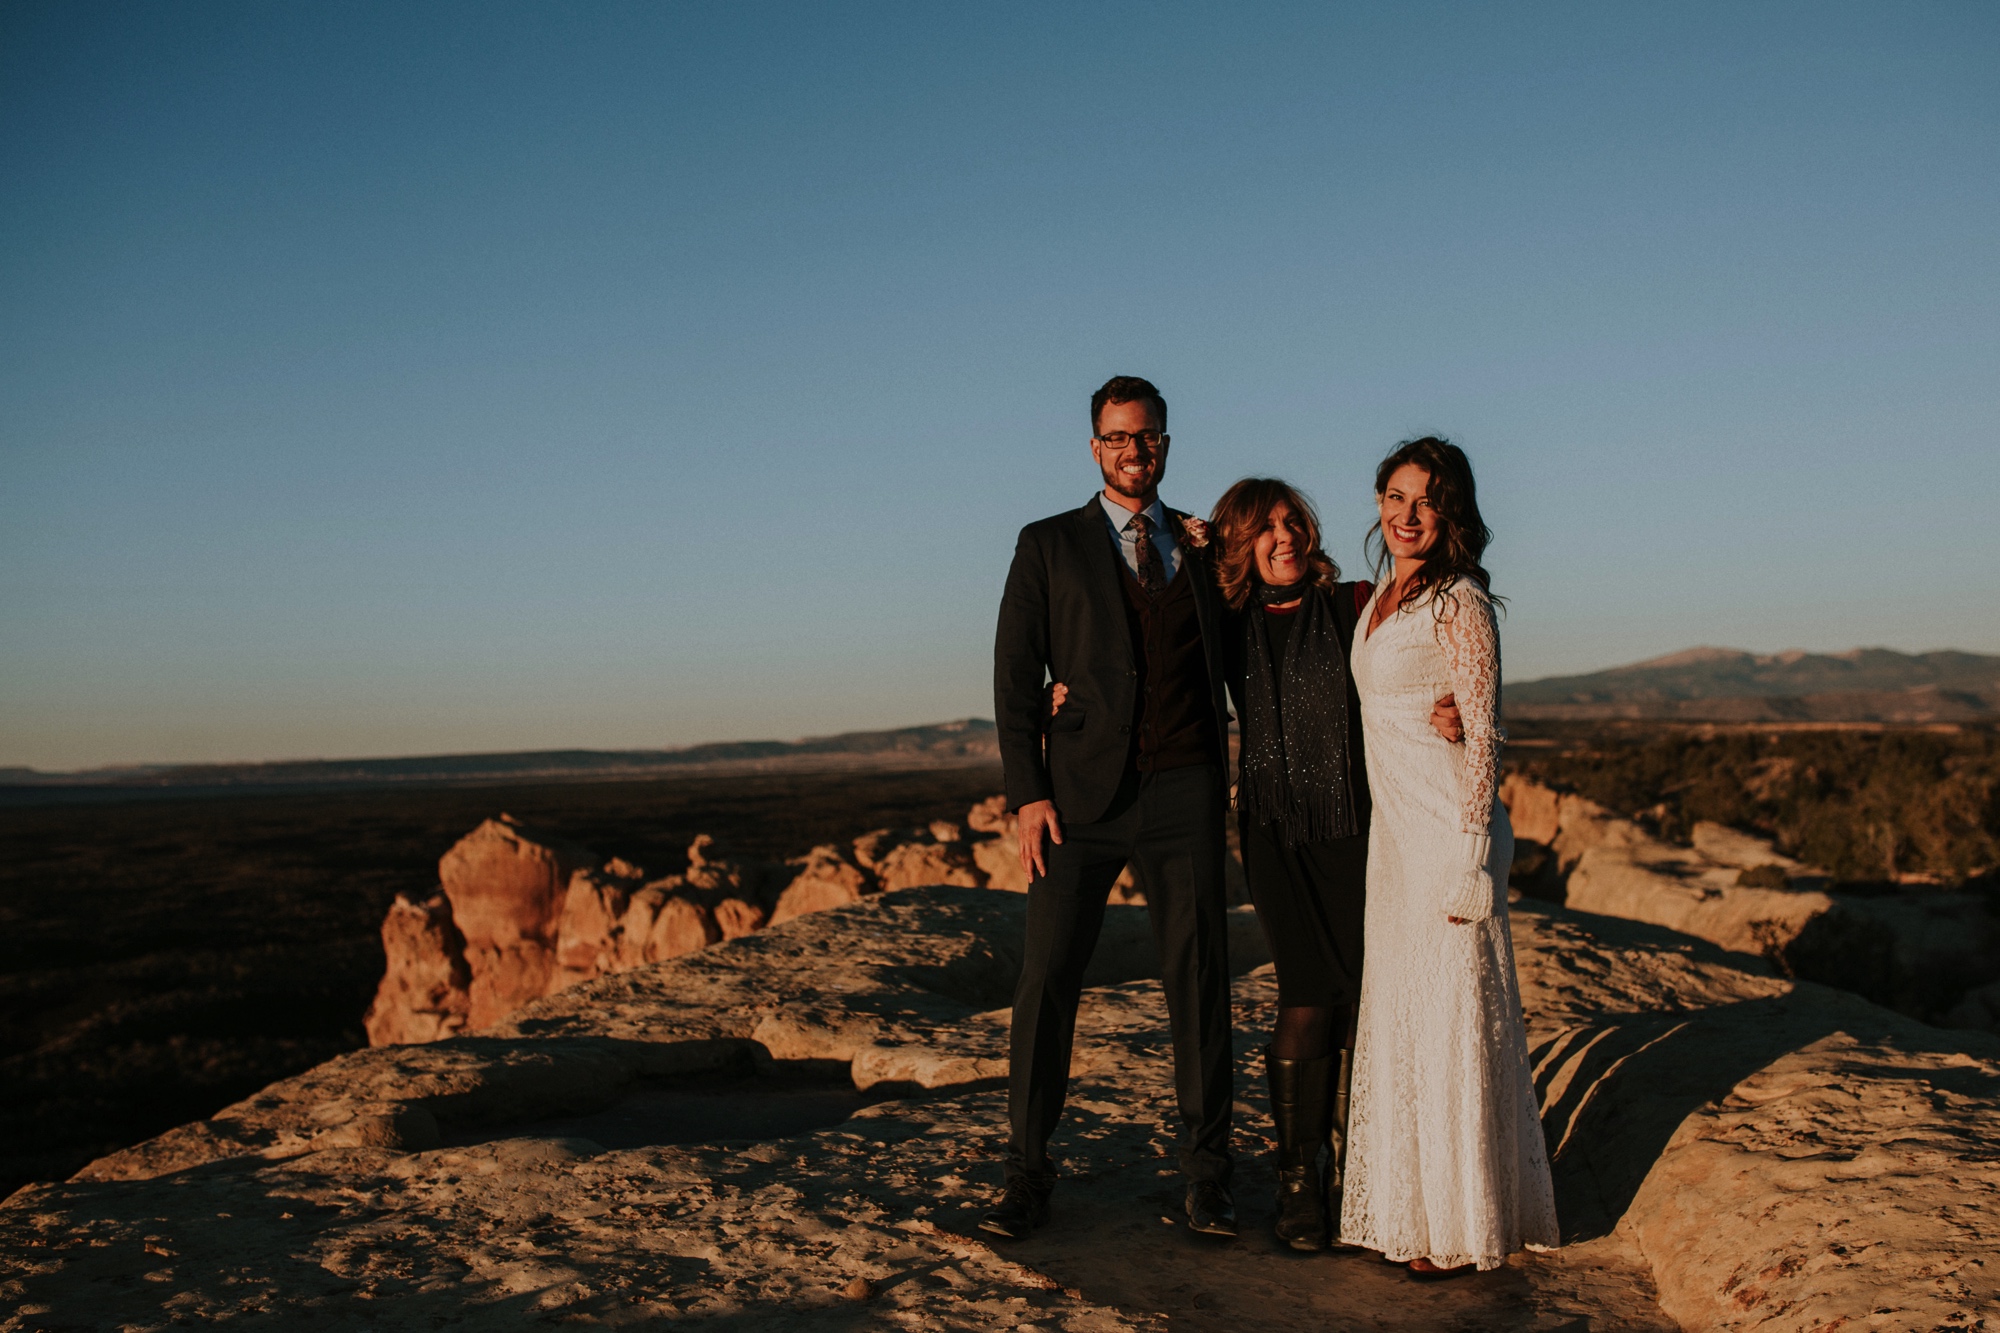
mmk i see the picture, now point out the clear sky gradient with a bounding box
[4,2,1996,769]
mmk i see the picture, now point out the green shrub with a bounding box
[1514,725,2000,883]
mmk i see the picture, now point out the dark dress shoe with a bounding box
[1184,1180,1237,1237]
[979,1180,1051,1239]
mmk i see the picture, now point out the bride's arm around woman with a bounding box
[1436,573,1510,926]
[1338,436,1559,1276]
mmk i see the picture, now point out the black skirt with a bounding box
[1241,815,1367,1009]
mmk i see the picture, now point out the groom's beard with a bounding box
[1100,452,1164,501]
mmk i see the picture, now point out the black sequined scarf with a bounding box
[1238,580,1358,846]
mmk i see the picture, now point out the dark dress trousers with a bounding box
[993,496,1235,1187]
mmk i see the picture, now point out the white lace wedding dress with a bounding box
[1338,576,1559,1268]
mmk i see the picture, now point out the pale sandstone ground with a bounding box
[4,886,1997,1331]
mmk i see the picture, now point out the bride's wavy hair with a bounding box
[1366,437,1499,615]
[1210,477,1340,611]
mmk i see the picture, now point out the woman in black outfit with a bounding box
[1210,477,1459,1253]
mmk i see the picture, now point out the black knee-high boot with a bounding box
[1325,1047,1354,1243]
[1265,1046,1332,1252]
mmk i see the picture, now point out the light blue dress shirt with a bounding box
[1098,493,1182,583]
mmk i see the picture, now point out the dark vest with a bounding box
[1115,558,1221,773]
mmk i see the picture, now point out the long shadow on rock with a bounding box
[991,1154,1566,1333]
[443,1066,895,1150]
[1533,994,1848,1244]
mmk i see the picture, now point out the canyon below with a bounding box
[4,743,1999,1331]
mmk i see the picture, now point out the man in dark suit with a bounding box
[984,375,1238,1240]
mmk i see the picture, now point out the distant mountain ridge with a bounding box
[1506,647,2000,722]
[1,720,999,789]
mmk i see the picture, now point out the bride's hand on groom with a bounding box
[1430,693,1463,743]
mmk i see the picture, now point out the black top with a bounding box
[1263,602,1299,682]
[1223,582,1372,837]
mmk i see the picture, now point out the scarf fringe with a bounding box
[1240,781,1357,847]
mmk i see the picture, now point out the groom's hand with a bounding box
[1430,693,1464,743]
[1017,799,1063,881]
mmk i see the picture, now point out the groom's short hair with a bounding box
[1091,376,1167,434]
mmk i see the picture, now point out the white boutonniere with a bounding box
[1178,516,1210,550]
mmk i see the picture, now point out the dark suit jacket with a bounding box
[993,496,1232,824]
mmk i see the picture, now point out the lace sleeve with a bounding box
[1435,580,1503,836]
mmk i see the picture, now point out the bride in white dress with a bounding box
[1337,437,1559,1275]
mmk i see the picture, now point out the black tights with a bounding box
[1272,1003,1357,1060]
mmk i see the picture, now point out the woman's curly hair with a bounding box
[1209,477,1340,611]
[1366,436,1497,615]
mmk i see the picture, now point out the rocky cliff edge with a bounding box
[4,878,1996,1331]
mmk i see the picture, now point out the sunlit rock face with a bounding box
[362,801,1044,1045]
[361,892,471,1046]
[438,816,595,1028]
[768,844,872,924]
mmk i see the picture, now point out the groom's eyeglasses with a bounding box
[1095,430,1165,450]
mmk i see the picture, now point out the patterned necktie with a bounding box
[1127,512,1166,596]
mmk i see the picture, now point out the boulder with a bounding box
[440,815,596,951]
[615,883,720,965]
[972,836,1029,893]
[769,845,874,925]
[361,893,471,1046]
[1689,820,1807,875]
[958,793,1238,904]
[850,827,908,873]
[966,798,1029,893]
[1566,839,1834,959]
[1501,771,1562,846]
[439,815,597,1029]
[965,795,1010,834]
[713,896,768,940]
[875,839,983,892]
[682,833,754,895]
[551,859,646,990]
[672,834,770,940]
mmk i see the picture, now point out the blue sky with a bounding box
[3,1,1996,769]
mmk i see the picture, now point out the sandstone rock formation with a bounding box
[10,885,1995,1329]
[768,844,873,924]
[614,881,722,965]
[875,837,983,892]
[967,795,1032,892]
[551,858,643,986]
[440,815,596,1028]
[361,893,471,1046]
[363,822,781,1046]
[1501,772,2000,1030]
[363,797,1267,1046]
